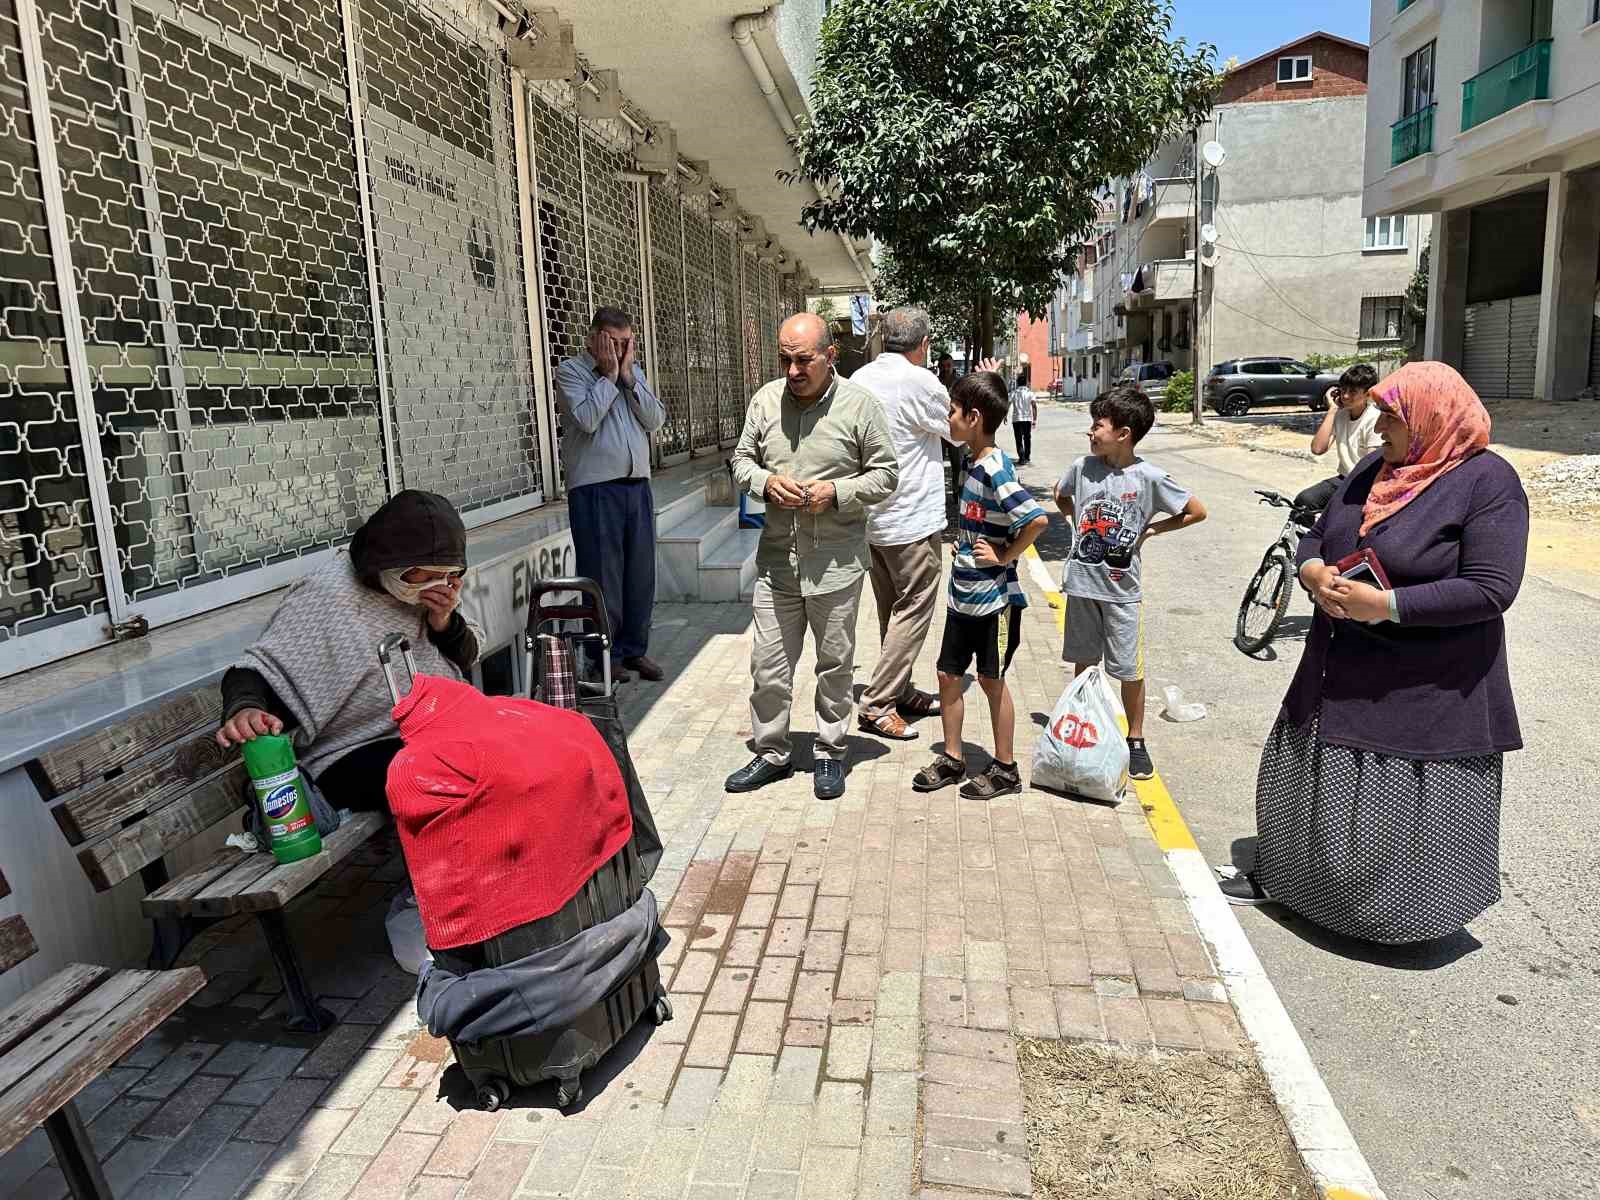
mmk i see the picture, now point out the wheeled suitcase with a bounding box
[376,581,670,1113]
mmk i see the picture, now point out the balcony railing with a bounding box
[1462,39,1553,131]
[1391,103,1435,165]
[1397,0,1416,11]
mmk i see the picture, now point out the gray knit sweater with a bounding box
[228,553,483,777]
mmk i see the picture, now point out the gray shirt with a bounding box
[731,374,898,596]
[1057,456,1191,603]
[554,351,667,489]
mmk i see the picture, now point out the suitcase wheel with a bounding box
[556,1076,584,1110]
[476,1079,511,1113]
[651,994,673,1027]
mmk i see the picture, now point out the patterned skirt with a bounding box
[1254,713,1502,945]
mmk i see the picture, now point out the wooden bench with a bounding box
[0,873,204,1198]
[26,687,385,1033]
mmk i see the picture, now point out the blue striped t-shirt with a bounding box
[948,447,1045,617]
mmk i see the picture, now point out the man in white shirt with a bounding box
[852,307,953,740]
[1008,367,1036,465]
[1295,362,1384,513]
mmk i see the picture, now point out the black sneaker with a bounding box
[1127,738,1155,781]
[1219,873,1272,906]
[724,756,795,794]
[814,759,845,800]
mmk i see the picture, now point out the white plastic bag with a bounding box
[1032,666,1129,802]
[385,886,432,976]
[1161,686,1207,723]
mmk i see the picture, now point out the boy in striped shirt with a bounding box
[914,370,1048,800]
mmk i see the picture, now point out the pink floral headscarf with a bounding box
[1360,361,1491,536]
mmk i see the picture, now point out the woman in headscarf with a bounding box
[1220,362,1528,944]
[216,490,483,812]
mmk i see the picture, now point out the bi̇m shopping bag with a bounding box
[1031,665,1129,802]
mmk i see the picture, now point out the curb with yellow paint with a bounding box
[1020,542,1387,1200]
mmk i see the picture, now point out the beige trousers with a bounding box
[860,534,943,719]
[750,577,864,764]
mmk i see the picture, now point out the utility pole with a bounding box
[1191,126,1203,426]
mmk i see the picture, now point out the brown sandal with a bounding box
[897,689,940,718]
[960,762,1022,801]
[913,752,966,792]
[859,711,918,741]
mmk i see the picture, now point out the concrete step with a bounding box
[699,526,761,604]
[652,460,727,531]
[657,504,740,602]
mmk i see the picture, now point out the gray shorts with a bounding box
[1061,595,1144,681]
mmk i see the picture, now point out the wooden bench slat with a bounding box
[78,764,248,892]
[0,966,204,1156]
[0,965,110,1062]
[0,918,38,975]
[0,970,153,1100]
[234,812,387,913]
[31,688,220,798]
[53,733,239,846]
[142,847,252,915]
[184,852,286,919]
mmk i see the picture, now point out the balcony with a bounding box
[1126,259,1195,310]
[1391,104,1435,165]
[1461,39,1552,131]
[1145,179,1194,231]
[1397,0,1416,10]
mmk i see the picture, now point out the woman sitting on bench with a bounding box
[215,490,483,811]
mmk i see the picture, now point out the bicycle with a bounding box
[1234,489,1321,655]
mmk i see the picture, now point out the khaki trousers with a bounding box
[750,577,864,765]
[860,533,943,720]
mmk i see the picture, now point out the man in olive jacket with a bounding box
[726,312,898,800]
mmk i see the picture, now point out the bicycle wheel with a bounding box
[1235,553,1293,654]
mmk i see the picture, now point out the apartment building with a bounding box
[1080,33,1427,394]
[1364,0,1600,400]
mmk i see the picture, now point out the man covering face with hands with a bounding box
[555,307,668,684]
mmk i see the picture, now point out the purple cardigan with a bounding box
[1287,449,1527,760]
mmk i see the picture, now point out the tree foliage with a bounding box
[789,0,1220,352]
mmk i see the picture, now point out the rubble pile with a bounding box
[1527,455,1600,517]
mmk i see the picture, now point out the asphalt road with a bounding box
[1016,402,1600,1200]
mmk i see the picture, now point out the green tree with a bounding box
[789,0,1219,357]
[874,246,969,352]
[811,295,842,323]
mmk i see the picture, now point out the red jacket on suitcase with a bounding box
[387,674,633,949]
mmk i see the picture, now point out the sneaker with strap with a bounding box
[912,751,966,792]
[959,760,1022,801]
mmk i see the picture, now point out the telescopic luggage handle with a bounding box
[377,633,419,704]
[527,577,610,638]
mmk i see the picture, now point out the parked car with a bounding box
[1116,360,1176,402]
[1204,358,1342,416]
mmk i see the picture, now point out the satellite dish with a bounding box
[1200,242,1220,268]
[1200,223,1218,245]
[1202,140,1228,169]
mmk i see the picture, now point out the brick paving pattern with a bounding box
[0,587,1247,1199]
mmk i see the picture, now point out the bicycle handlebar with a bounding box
[1254,490,1293,507]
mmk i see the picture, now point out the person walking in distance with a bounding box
[1008,365,1037,466]
[555,308,667,683]
[726,313,898,800]
[937,352,966,506]
[850,307,953,740]
[1054,386,1207,781]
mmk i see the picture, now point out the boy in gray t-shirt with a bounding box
[1053,386,1206,781]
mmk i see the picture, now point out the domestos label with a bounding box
[253,769,302,822]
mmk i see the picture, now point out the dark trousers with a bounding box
[1293,475,1341,514]
[569,479,656,661]
[1013,421,1033,464]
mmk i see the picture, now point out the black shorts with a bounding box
[936,608,1023,680]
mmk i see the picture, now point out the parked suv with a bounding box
[1204,358,1342,416]
[1116,360,1176,402]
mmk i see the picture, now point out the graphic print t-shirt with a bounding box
[1058,456,1191,603]
[949,447,1045,617]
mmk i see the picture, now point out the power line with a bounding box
[1208,293,1358,346]
[1215,207,1363,342]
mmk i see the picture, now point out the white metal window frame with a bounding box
[1365,215,1409,250]
[1277,55,1313,83]
[1,0,550,681]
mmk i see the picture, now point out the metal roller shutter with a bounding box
[1506,294,1539,398]
[1462,294,1541,399]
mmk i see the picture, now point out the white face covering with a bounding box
[380,566,458,606]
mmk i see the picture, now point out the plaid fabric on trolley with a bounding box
[538,634,578,709]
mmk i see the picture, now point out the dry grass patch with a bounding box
[1018,1039,1315,1200]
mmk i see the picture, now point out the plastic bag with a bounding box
[1161,686,1207,723]
[386,886,432,976]
[1032,666,1129,802]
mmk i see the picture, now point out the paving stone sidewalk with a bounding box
[0,583,1246,1200]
